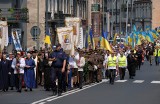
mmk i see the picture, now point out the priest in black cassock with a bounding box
[0,54,10,92]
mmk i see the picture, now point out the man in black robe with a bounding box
[0,54,10,92]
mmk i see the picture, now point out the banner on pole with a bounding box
[12,30,22,51]
[0,21,8,51]
[56,27,73,52]
[65,17,81,47]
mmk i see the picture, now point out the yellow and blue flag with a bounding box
[44,28,51,45]
[101,31,113,52]
[146,32,154,43]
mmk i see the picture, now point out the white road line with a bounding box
[46,82,103,102]
[133,80,144,83]
[102,79,109,82]
[38,102,46,104]
[31,82,103,104]
[115,80,127,82]
[151,81,160,84]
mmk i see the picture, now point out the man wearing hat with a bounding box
[49,43,66,96]
[11,52,26,92]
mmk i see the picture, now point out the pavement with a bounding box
[0,60,160,104]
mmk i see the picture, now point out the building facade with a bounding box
[105,0,152,38]
[45,0,88,45]
[152,0,160,29]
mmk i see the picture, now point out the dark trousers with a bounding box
[8,70,15,87]
[15,74,23,91]
[62,71,67,92]
[128,65,136,78]
[38,70,42,85]
[68,69,72,89]
[155,56,159,65]
[108,69,116,84]
[78,71,83,88]
[137,60,142,70]
[119,68,126,80]
[51,68,62,94]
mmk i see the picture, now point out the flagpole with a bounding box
[125,0,129,37]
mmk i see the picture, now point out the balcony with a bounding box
[0,8,29,23]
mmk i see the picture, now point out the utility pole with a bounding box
[103,0,105,31]
[119,0,122,34]
[36,0,40,50]
[111,0,114,39]
[125,0,129,36]
[130,0,133,32]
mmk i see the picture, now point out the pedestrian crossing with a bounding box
[102,79,160,84]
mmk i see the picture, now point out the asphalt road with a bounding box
[0,60,160,104]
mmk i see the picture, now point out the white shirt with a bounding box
[69,52,79,68]
[78,57,85,71]
[11,58,26,74]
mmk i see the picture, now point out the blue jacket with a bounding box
[50,50,66,68]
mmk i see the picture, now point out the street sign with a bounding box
[30,26,41,41]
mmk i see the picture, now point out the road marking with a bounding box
[151,81,160,84]
[102,79,109,82]
[46,82,103,102]
[31,82,103,104]
[38,102,46,104]
[115,80,127,82]
[133,80,144,83]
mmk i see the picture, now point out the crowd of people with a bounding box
[0,40,159,96]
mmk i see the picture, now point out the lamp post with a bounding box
[36,0,40,50]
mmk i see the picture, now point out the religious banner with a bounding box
[12,30,22,51]
[56,27,73,54]
[0,21,8,51]
[65,17,81,47]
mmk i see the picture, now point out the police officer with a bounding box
[106,52,118,85]
[49,43,66,96]
[118,51,127,80]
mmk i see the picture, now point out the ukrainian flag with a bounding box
[128,33,133,45]
[146,32,154,43]
[141,32,146,40]
[88,28,95,50]
[101,31,113,52]
[85,32,88,49]
[151,30,158,39]
[135,34,141,45]
[44,28,51,45]
[113,33,118,45]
